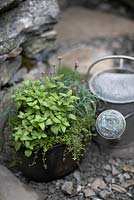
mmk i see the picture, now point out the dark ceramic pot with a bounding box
[17,144,78,182]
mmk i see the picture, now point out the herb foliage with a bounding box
[11,68,97,164]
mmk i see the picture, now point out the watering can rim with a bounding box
[86,55,134,104]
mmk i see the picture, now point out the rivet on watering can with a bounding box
[96,110,126,140]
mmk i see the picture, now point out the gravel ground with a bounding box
[19,142,134,200]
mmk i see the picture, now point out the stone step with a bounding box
[0,165,39,200]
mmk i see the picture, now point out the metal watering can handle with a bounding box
[86,55,134,77]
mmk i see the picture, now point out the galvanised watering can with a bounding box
[86,55,134,158]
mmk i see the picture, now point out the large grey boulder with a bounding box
[0,0,59,55]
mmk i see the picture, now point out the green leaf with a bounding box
[51,126,59,134]
[15,142,21,151]
[68,114,76,120]
[51,106,58,111]
[41,133,47,138]
[25,141,30,148]
[27,100,37,107]
[26,97,33,102]
[18,111,25,119]
[35,115,42,122]
[60,125,66,133]
[39,123,45,130]
[45,119,53,126]
[67,90,72,96]
[24,80,30,86]
[57,101,62,105]
[24,149,32,157]
[20,135,30,141]
[38,135,42,139]
[33,105,40,110]
[52,117,61,123]
[62,121,70,126]
[42,102,49,107]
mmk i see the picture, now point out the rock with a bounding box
[123,173,131,180]
[99,190,112,199]
[0,48,22,64]
[49,186,55,194]
[117,173,125,183]
[103,164,111,172]
[0,0,22,12]
[122,165,134,173]
[112,184,127,193]
[0,165,39,200]
[9,67,27,84]
[61,181,73,195]
[91,178,107,190]
[49,47,113,74]
[77,185,82,192]
[0,0,59,55]
[0,54,9,63]
[109,158,120,167]
[0,89,12,133]
[112,178,116,184]
[22,30,57,57]
[112,165,119,176]
[0,56,22,87]
[121,180,134,188]
[24,62,48,80]
[56,180,64,189]
[104,175,113,184]
[57,0,68,9]
[83,188,96,197]
[73,171,81,182]
[8,47,22,58]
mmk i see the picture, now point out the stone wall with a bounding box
[0,0,59,139]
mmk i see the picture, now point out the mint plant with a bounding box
[11,76,79,158]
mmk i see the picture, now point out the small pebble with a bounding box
[83,188,96,197]
[61,181,73,195]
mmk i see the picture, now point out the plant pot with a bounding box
[16,144,78,182]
